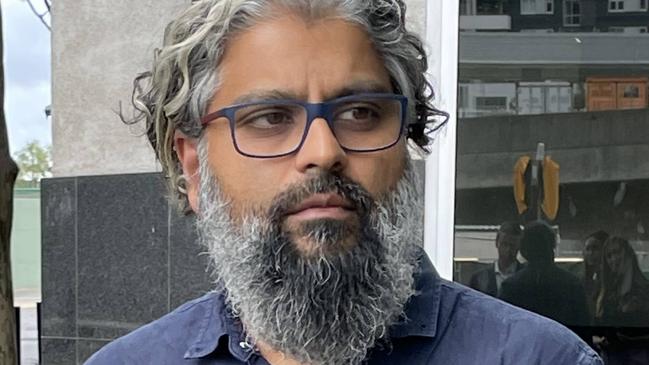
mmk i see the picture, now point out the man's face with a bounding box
[192,14,407,253]
[496,233,521,261]
[178,13,421,364]
[583,238,603,267]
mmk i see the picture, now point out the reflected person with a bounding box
[500,221,590,327]
[582,230,609,321]
[595,236,649,326]
[595,236,649,364]
[84,1,602,364]
[469,221,524,297]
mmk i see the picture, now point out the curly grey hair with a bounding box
[123,0,447,211]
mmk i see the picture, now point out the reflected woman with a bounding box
[595,236,649,365]
[596,236,649,326]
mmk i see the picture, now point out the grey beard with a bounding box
[196,145,423,365]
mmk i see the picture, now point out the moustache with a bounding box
[266,172,374,224]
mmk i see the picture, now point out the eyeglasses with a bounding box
[200,93,408,158]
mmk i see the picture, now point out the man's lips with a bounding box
[285,193,355,220]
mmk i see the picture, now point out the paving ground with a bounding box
[19,305,39,365]
[16,290,41,365]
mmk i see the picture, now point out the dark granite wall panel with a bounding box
[77,339,112,363]
[40,178,77,338]
[76,173,170,340]
[41,338,76,365]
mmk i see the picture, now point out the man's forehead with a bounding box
[229,80,393,105]
[210,15,392,109]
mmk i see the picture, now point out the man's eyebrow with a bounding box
[331,80,393,98]
[230,80,393,105]
[232,90,301,105]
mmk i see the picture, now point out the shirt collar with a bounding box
[185,292,227,359]
[495,260,519,276]
[184,251,442,359]
[184,291,247,361]
[389,252,441,338]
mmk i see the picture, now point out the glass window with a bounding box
[518,83,573,115]
[564,0,581,26]
[521,0,554,14]
[609,0,648,12]
[460,0,474,15]
[477,0,508,15]
[609,26,649,33]
[456,0,649,358]
[458,83,516,118]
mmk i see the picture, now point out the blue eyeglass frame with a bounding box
[200,92,409,159]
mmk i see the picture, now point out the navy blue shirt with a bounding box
[86,254,602,364]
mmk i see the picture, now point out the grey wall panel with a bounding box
[76,174,169,340]
[40,178,77,338]
[40,338,76,365]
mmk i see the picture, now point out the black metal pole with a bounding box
[37,302,41,364]
[14,307,20,365]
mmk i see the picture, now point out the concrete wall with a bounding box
[456,109,649,189]
[51,0,190,176]
[51,0,428,177]
[460,32,649,65]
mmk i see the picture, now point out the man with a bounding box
[582,230,608,319]
[469,221,524,297]
[87,1,601,364]
[500,221,590,329]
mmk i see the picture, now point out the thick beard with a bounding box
[195,143,423,365]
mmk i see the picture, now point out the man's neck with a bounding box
[257,341,303,365]
[497,258,516,273]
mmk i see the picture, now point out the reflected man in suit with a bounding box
[500,221,590,327]
[469,221,524,297]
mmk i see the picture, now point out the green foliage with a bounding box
[13,140,52,188]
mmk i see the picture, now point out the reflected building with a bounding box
[454,0,649,277]
[453,0,649,340]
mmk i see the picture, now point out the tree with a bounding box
[0,4,19,364]
[14,140,52,188]
[24,0,51,31]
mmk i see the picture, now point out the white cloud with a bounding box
[2,0,52,154]
[5,81,50,152]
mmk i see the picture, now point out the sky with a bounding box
[2,0,51,155]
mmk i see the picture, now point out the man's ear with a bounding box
[174,130,200,213]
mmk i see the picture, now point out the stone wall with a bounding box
[40,173,211,364]
[457,109,649,189]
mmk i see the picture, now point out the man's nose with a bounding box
[295,118,348,173]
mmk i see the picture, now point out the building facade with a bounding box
[455,0,649,285]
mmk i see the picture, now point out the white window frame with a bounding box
[609,0,648,12]
[521,0,555,15]
[424,1,459,280]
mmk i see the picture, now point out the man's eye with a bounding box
[239,110,294,129]
[336,105,381,123]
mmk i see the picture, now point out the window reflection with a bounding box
[596,237,649,327]
[455,0,649,361]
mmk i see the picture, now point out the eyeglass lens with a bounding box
[232,97,402,157]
